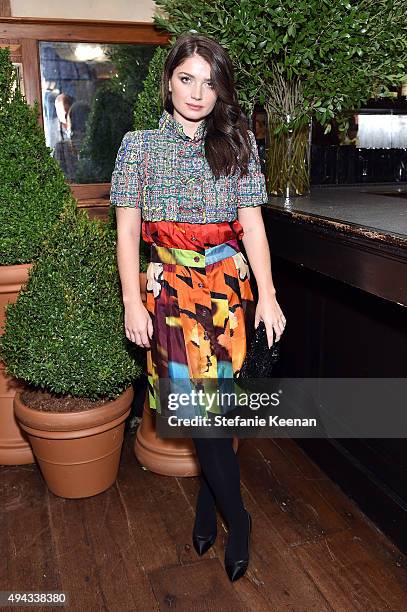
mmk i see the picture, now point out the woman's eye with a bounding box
[179,76,213,88]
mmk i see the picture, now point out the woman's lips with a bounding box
[186,103,203,110]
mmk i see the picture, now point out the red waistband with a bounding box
[142,220,244,249]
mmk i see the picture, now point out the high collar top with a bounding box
[110,117,269,223]
[158,109,207,143]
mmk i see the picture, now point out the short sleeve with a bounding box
[110,131,144,208]
[236,130,269,208]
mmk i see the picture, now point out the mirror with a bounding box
[39,41,159,184]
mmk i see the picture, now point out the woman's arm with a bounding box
[238,206,286,347]
[115,207,153,348]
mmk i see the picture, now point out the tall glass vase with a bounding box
[265,113,312,197]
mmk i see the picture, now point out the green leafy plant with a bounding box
[0,207,145,401]
[77,44,158,183]
[133,45,168,130]
[0,47,76,265]
[154,0,407,135]
[75,80,133,183]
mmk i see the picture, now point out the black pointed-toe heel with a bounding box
[224,510,252,582]
[192,528,217,556]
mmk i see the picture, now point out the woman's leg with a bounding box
[193,472,217,536]
[191,436,250,559]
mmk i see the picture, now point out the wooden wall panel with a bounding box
[0,1,11,17]
[0,17,169,44]
[21,38,41,110]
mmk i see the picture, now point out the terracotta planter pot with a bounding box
[14,386,133,498]
[0,263,35,465]
[134,397,239,476]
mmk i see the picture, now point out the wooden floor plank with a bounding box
[2,433,406,611]
[292,529,407,611]
[311,477,407,592]
[136,463,199,567]
[229,493,333,611]
[46,485,157,611]
[116,434,200,571]
[0,465,60,603]
[177,462,328,611]
[270,437,332,480]
[238,438,348,546]
[148,558,247,612]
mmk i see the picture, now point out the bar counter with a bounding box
[265,183,407,246]
[259,183,407,554]
[262,183,407,307]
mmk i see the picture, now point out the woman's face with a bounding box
[169,54,218,124]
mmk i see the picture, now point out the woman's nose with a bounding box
[191,84,203,100]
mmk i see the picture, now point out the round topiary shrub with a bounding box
[0,207,145,401]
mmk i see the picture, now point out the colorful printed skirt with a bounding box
[142,219,256,418]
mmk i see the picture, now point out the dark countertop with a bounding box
[264,184,407,249]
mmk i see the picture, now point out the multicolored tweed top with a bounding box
[109,109,269,223]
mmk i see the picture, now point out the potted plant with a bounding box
[0,206,145,498]
[0,47,76,464]
[154,0,407,195]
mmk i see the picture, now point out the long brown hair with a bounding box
[161,33,252,180]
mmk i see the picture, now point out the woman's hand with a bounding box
[124,301,153,348]
[254,294,286,348]
[238,207,287,347]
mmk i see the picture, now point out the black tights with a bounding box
[191,437,248,557]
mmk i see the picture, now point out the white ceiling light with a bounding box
[74,44,105,62]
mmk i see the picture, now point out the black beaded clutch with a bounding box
[234,321,281,383]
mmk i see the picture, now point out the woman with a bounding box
[110,33,286,582]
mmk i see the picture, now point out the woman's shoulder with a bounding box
[119,128,162,152]
[121,128,161,142]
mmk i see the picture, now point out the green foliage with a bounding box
[0,207,145,401]
[153,0,407,133]
[133,45,168,130]
[0,47,75,265]
[107,44,157,103]
[77,44,157,183]
[76,80,134,183]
